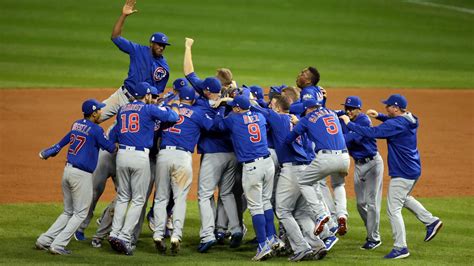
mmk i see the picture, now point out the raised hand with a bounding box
[122,0,138,16]
[366,109,379,118]
[339,115,350,125]
[185,38,194,49]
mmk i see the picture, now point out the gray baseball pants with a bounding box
[37,164,92,249]
[387,177,438,248]
[100,86,130,122]
[242,157,275,216]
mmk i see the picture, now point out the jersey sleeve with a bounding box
[111,36,138,55]
[197,111,214,131]
[377,113,390,122]
[57,131,72,148]
[250,105,270,119]
[213,107,230,132]
[95,126,117,153]
[149,105,180,123]
[347,119,404,139]
[286,117,307,143]
[186,72,205,95]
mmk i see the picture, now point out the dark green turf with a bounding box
[1,198,473,265]
[1,0,473,88]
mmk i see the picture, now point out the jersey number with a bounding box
[248,124,261,143]
[323,117,339,135]
[68,134,86,155]
[120,113,140,133]
[164,115,184,134]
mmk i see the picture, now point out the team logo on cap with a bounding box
[92,105,97,111]
[162,36,167,42]
[153,67,167,82]
[151,36,155,42]
[302,93,313,100]
[180,80,185,86]
[147,88,151,93]
[347,99,351,103]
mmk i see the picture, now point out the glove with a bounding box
[39,144,61,160]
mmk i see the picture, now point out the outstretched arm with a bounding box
[111,0,138,39]
[184,38,195,75]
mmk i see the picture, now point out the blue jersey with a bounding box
[289,85,326,114]
[336,111,378,159]
[287,107,346,152]
[160,104,214,152]
[347,112,421,180]
[112,36,170,94]
[56,119,116,173]
[251,106,309,164]
[112,101,179,149]
[215,108,270,163]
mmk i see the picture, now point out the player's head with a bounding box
[179,85,196,104]
[202,77,222,101]
[281,86,300,104]
[134,82,154,103]
[150,86,159,104]
[296,66,320,88]
[302,98,322,116]
[149,32,170,57]
[228,95,250,113]
[383,94,407,117]
[82,99,106,123]
[249,85,264,100]
[173,78,189,94]
[342,96,362,120]
[215,68,233,88]
[270,95,291,113]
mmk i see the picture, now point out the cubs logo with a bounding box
[153,67,167,82]
[302,93,313,100]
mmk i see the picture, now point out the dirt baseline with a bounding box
[0,88,472,203]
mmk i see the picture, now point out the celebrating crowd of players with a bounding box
[34,0,443,261]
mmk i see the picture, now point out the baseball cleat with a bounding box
[91,238,102,248]
[313,215,330,236]
[288,248,313,262]
[337,216,348,236]
[215,231,226,245]
[269,235,285,254]
[74,230,86,241]
[360,240,382,250]
[384,247,410,259]
[49,246,72,255]
[229,232,243,248]
[252,242,273,261]
[323,236,339,251]
[424,219,443,242]
[153,238,167,254]
[170,237,180,255]
[312,246,328,260]
[197,239,216,253]
[35,241,49,251]
[108,236,122,253]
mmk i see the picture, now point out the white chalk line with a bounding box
[405,0,474,15]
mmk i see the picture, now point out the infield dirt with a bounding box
[0,88,472,203]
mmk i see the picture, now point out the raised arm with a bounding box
[111,0,138,39]
[184,38,195,76]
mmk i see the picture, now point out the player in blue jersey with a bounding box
[100,0,171,122]
[340,94,442,259]
[289,67,326,115]
[335,96,385,250]
[35,99,117,255]
[214,95,277,261]
[108,82,179,256]
[152,85,214,255]
[286,99,350,237]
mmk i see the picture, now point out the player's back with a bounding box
[304,107,346,152]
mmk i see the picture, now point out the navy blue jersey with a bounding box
[287,107,346,152]
[112,101,179,149]
[251,106,309,164]
[112,36,170,94]
[57,119,116,173]
[215,108,270,163]
[289,86,326,114]
[347,113,421,180]
[186,72,207,96]
[335,111,378,159]
[160,104,214,152]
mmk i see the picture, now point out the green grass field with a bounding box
[1,198,472,265]
[1,0,473,88]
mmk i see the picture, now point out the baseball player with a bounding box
[35,99,117,255]
[214,95,276,261]
[340,94,443,259]
[251,95,327,262]
[152,85,214,255]
[288,67,325,115]
[108,82,179,256]
[100,0,171,122]
[286,98,350,237]
[335,96,385,250]
[183,38,244,252]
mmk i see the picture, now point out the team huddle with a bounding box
[34,0,443,262]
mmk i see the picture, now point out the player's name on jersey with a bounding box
[308,109,333,123]
[179,107,194,118]
[243,113,260,124]
[72,122,92,135]
[121,103,144,112]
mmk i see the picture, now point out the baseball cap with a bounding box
[303,98,322,110]
[179,85,196,101]
[150,32,171,45]
[382,94,407,109]
[228,95,251,110]
[134,82,153,97]
[150,86,159,96]
[82,99,106,116]
[173,78,189,91]
[203,77,222,93]
[249,85,264,100]
[342,96,362,109]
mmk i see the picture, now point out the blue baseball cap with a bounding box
[382,94,407,109]
[82,99,106,115]
[150,86,159,96]
[303,99,322,110]
[249,85,264,100]
[228,95,251,110]
[173,78,189,91]
[150,32,171,45]
[179,85,196,101]
[134,82,153,97]
[203,77,222,93]
[342,96,362,109]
